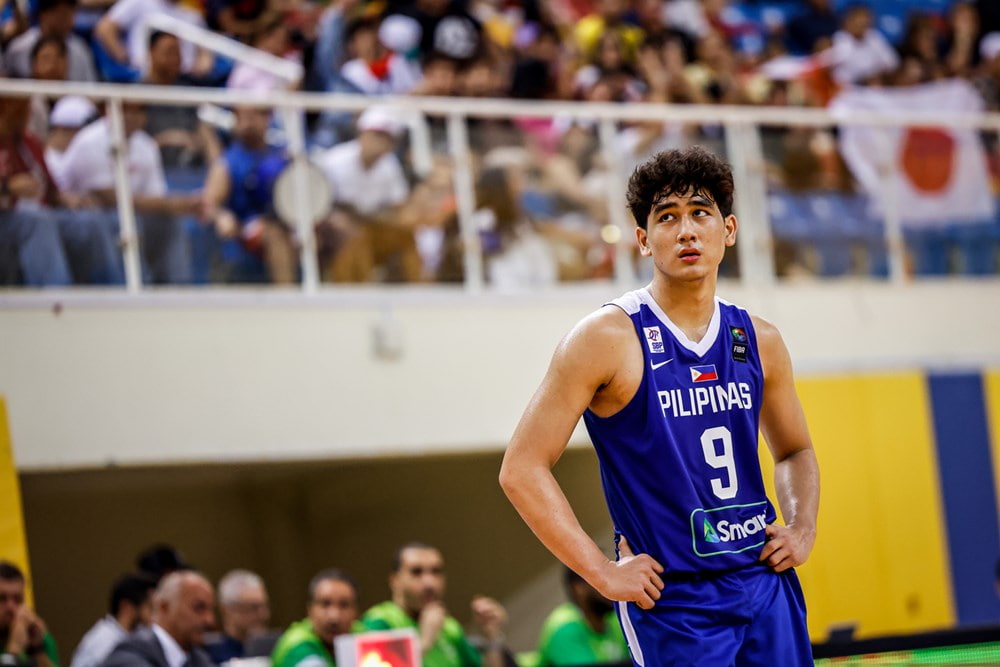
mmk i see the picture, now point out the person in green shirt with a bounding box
[360,542,508,667]
[272,569,361,667]
[0,562,59,667]
[536,568,628,666]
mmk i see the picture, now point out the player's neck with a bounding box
[647,276,717,335]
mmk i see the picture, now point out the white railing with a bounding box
[2,79,1000,293]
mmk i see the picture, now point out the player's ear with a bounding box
[636,226,652,257]
[724,214,738,247]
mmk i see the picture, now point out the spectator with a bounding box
[315,105,419,283]
[339,15,423,96]
[896,13,945,83]
[271,570,360,667]
[942,1,980,77]
[204,0,267,42]
[93,0,207,80]
[25,35,68,139]
[55,103,197,284]
[360,542,508,667]
[785,0,838,56]
[101,571,215,667]
[0,562,59,667]
[203,570,271,664]
[396,0,483,63]
[3,0,96,81]
[474,163,558,288]
[199,106,294,283]
[144,31,221,170]
[136,545,192,584]
[70,574,158,667]
[829,4,899,86]
[227,16,298,92]
[572,0,642,68]
[535,568,627,667]
[684,29,747,104]
[45,96,97,185]
[0,96,119,286]
[974,32,1000,111]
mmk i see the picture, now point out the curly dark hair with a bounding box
[626,146,735,229]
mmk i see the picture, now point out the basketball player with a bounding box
[500,147,819,665]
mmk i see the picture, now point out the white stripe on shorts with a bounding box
[617,600,645,666]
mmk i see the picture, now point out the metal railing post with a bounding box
[107,99,143,293]
[446,113,483,292]
[725,121,775,285]
[598,118,637,287]
[279,106,320,293]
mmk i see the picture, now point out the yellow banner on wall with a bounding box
[0,396,32,602]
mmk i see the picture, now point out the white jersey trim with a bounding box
[618,600,645,666]
[638,288,721,358]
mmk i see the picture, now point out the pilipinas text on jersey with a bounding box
[583,289,776,574]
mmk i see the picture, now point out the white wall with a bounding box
[2,281,998,470]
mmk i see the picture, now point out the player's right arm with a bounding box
[499,307,664,610]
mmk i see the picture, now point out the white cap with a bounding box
[379,14,421,53]
[357,105,405,138]
[981,32,1000,62]
[49,96,96,128]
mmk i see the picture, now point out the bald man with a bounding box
[100,571,215,667]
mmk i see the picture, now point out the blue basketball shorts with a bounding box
[615,565,812,666]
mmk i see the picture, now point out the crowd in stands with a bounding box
[2,0,1000,286]
[0,543,628,667]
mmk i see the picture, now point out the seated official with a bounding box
[271,569,361,667]
[0,562,60,667]
[535,568,628,666]
[70,574,157,667]
[100,571,215,667]
[361,543,508,667]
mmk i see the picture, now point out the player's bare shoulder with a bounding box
[750,313,793,381]
[559,304,643,416]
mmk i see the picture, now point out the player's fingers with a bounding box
[758,540,779,561]
[649,572,665,591]
[635,592,655,610]
[644,580,661,601]
[767,550,789,570]
[765,523,781,538]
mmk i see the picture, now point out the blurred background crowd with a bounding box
[2,0,1000,287]
[1,543,633,667]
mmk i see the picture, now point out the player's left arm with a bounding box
[753,315,820,573]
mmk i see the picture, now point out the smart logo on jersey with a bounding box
[703,519,720,544]
[729,326,747,343]
[690,501,770,557]
[643,326,665,354]
[689,364,718,383]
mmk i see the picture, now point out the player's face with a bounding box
[391,548,445,615]
[309,579,358,645]
[636,189,737,283]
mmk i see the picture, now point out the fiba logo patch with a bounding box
[643,326,665,354]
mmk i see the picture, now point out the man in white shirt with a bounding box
[71,574,157,667]
[100,572,216,667]
[314,105,419,282]
[55,103,197,283]
[93,0,205,76]
[3,0,97,81]
[830,4,899,85]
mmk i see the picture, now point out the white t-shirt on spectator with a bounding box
[339,56,421,95]
[314,139,408,216]
[831,29,899,85]
[106,0,204,73]
[4,28,97,81]
[55,118,167,197]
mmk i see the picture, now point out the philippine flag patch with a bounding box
[690,364,719,383]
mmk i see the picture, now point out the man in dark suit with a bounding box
[101,572,216,667]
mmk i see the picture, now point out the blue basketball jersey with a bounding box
[583,288,776,574]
